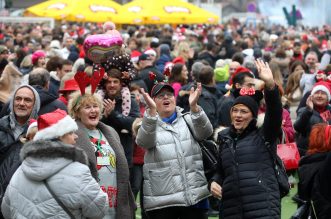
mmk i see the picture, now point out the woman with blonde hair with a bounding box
[268,60,284,88]
[68,91,135,219]
[172,41,194,64]
[284,60,308,121]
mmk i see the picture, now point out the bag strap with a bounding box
[310,200,318,219]
[43,180,75,219]
[182,113,197,141]
[265,141,277,163]
[281,128,290,144]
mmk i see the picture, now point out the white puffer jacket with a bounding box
[136,107,213,211]
[1,140,107,219]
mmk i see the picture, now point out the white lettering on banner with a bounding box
[163,6,190,14]
[151,16,160,21]
[128,6,142,13]
[90,5,117,13]
[75,14,85,19]
[47,3,66,10]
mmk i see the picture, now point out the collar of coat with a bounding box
[20,139,88,165]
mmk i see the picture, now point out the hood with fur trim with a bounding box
[20,140,88,181]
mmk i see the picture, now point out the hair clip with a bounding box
[149,72,157,84]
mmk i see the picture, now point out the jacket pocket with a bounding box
[148,167,175,196]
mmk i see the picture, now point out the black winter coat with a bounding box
[294,107,331,156]
[33,86,67,115]
[298,153,331,219]
[0,116,15,152]
[212,87,282,219]
[0,141,23,204]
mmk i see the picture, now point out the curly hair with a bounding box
[68,91,104,120]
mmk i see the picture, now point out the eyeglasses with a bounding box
[155,91,174,99]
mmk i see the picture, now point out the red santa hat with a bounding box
[229,67,253,86]
[26,119,37,136]
[311,81,331,101]
[172,56,185,64]
[144,48,156,57]
[33,109,78,141]
[131,50,142,63]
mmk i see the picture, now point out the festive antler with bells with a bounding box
[74,66,105,95]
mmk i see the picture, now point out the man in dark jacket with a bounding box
[28,68,67,115]
[177,65,222,129]
[197,43,218,68]
[0,85,40,210]
[101,69,140,168]
[47,57,73,97]
[0,84,40,148]
[217,69,255,127]
[132,54,164,94]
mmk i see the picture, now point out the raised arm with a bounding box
[135,88,158,149]
[255,59,282,144]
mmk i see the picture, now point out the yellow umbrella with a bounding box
[118,0,219,24]
[25,0,123,23]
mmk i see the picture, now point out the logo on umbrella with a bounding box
[90,5,117,13]
[128,6,142,13]
[164,6,190,14]
[47,3,67,10]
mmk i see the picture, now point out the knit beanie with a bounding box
[311,81,331,101]
[233,96,259,118]
[31,50,46,65]
[214,64,229,82]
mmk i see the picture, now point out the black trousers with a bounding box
[146,206,208,219]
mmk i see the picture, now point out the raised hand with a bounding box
[103,99,116,117]
[140,88,157,116]
[189,82,202,113]
[255,59,275,89]
[306,95,314,111]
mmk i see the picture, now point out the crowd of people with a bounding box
[0,20,331,218]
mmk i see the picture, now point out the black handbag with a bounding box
[266,141,290,198]
[183,115,218,181]
[291,201,311,219]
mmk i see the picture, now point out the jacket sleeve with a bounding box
[318,152,331,201]
[294,107,313,134]
[187,107,213,141]
[263,85,283,144]
[208,155,224,190]
[135,109,158,149]
[1,186,11,219]
[78,165,108,219]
